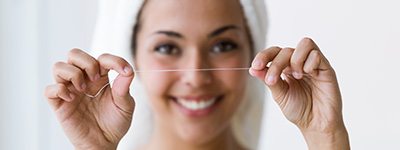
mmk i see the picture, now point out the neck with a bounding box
[143,120,244,150]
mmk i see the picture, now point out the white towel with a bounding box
[90,0,268,149]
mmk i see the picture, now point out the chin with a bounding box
[174,121,229,146]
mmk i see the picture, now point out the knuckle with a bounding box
[44,85,54,97]
[270,62,284,71]
[254,51,265,59]
[114,55,126,62]
[53,61,65,71]
[112,56,128,67]
[301,37,314,45]
[255,53,268,62]
[281,47,294,53]
[257,48,277,59]
[85,60,99,71]
[268,66,280,75]
[71,70,83,81]
[269,45,281,48]
[291,58,303,67]
[89,64,99,72]
[98,53,126,66]
[98,53,111,60]
[57,83,67,90]
[53,61,64,68]
[269,46,282,50]
[68,48,83,57]
[260,46,280,54]
[311,50,321,58]
[267,46,282,53]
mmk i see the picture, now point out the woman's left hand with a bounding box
[249,37,350,150]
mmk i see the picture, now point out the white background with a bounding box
[1,0,399,149]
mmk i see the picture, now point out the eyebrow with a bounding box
[155,31,183,38]
[208,25,239,38]
[153,25,240,39]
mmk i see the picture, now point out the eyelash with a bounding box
[153,40,238,55]
[211,40,238,53]
[154,43,180,55]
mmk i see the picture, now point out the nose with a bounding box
[181,52,212,88]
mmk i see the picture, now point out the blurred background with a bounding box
[0,0,399,149]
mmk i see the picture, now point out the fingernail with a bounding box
[248,69,255,76]
[124,66,131,74]
[252,60,263,69]
[81,83,86,90]
[267,75,275,85]
[293,72,302,79]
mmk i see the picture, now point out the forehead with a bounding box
[139,0,246,34]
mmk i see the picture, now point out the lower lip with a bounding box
[172,96,222,117]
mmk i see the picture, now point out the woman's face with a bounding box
[135,0,251,144]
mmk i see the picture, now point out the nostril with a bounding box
[181,70,213,88]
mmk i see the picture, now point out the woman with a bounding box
[44,0,350,149]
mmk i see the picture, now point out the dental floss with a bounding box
[83,67,311,98]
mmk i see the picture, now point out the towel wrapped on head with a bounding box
[90,0,268,149]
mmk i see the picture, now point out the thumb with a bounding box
[250,68,288,105]
[111,73,135,113]
[265,74,289,105]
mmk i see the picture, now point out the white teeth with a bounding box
[177,98,217,110]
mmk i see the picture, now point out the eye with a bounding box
[154,44,180,55]
[211,41,238,53]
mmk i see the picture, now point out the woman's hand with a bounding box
[44,49,135,150]
[250,38,350,150]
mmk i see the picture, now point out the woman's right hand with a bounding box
[44,48,135,150]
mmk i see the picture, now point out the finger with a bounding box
[265,48,295,105]
[97,53,133,77]
[249,46,281,80]
[249,67,267,81]
[291,37,320,79]
[67,48,101,82]
[45,84,75,103]
[265,47,294,86]
[251,46,281,70]
[53,61,87,91]
[282,66,293,75]
[303,50,332,76]
[111,74,135,113]
[97,54,135,113]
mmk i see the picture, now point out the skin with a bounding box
[134,0,250,149]
[249,40,350,150]
[44,0,350,150]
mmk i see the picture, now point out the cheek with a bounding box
[216,70,248,116]
[135,50,175,94]
[214,52,250,105]
[135,56,177,114]
[220,51,251,103]
[140,72,171,103]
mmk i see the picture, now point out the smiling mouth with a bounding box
[171,95,223,111]
[177,97,216,110]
